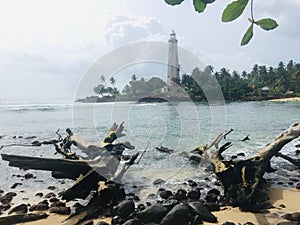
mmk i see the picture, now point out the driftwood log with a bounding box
[276,152,300,168]
[194,122,300,208]
[0,213,48,225]
[1,123,137,201]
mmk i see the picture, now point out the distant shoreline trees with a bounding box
[90,60,299,102]
[174,60,300,101]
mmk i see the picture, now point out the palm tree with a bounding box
[100,75,107,86]
[109,76,116,87]
[93,84,106,96]
[131,74,137,81]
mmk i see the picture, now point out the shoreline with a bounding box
[75,95,300,104]
[268,97,300,102]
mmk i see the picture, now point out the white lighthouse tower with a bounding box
[167,30,180,86]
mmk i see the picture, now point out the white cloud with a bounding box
[105,15,168,47]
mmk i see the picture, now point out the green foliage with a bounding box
[163,0,278,46]
[193,0,206,13]
[222,0,249,22]
[255,18,278,31]
[122,76,166,96]
[176,60,300,101]
[164,0,185,6]
[201,0,215,4]
[241,24,253,46]
[94,76,120,98]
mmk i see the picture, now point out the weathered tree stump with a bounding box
[194,122,300,208]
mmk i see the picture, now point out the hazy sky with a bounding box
[0,0,299,100]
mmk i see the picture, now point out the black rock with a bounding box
[111,215,123,225]
[289,178,299,182]
[188,201,217,223]
[133,195,140,201]
[11,183,22,189]
[207,188,220,196]
[29,203,49,211]
[153,179,166,185]
[289,212,300,221]
[296,183,300,189]
[187,189,200,200]
[45,192,56,198]
[0,196,13,204]
[160,204,190,225]
[122,218,141,225]
[188,180,198,187]
[205,202,220,212]
[0,204,11,211]
[50,201,66,207]
[222,222,235,225]
[35,192,43,197]
[24,173,34,179]
[47,186,56,190]
[49,206,71,215]
[231,155,238,159]
[174,189,187,201]
[163,199,179,210]
[160,190,173,199]
[243,222,255,225]
[191,215,203,225]
[8,203,28,214]
[113,200,135,219]
[6,192,18,197]
[96,222,109,225]
[49,197,59,203]
[277,222,295,225]
[137,204,145,211]
[279,204,286,208]
[189,155,202,163]
[138,204,168,224]
[205,194,218,203]
[237,152,246,157]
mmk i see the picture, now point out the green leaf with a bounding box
[255,18,278,31]
[222,0,249,22]
[164,0,185,6]
[201,0,215,4]
[241,24,253,46]
[193,0,206,13]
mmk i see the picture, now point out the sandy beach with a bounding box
[13,188,299,225]
[205,188,300,225]
[268,97,300,102]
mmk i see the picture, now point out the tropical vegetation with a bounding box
[173,60,300,101]
[91,60,300,102]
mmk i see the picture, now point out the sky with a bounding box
[0,0,299,100]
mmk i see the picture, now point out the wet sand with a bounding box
[17,188,300,225]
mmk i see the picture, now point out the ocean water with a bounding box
[0,99,299,201]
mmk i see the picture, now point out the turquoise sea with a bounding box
[0,100,299,201]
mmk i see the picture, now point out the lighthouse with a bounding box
[167,30,180,86]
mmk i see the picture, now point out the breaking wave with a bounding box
[0,100,73,112]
